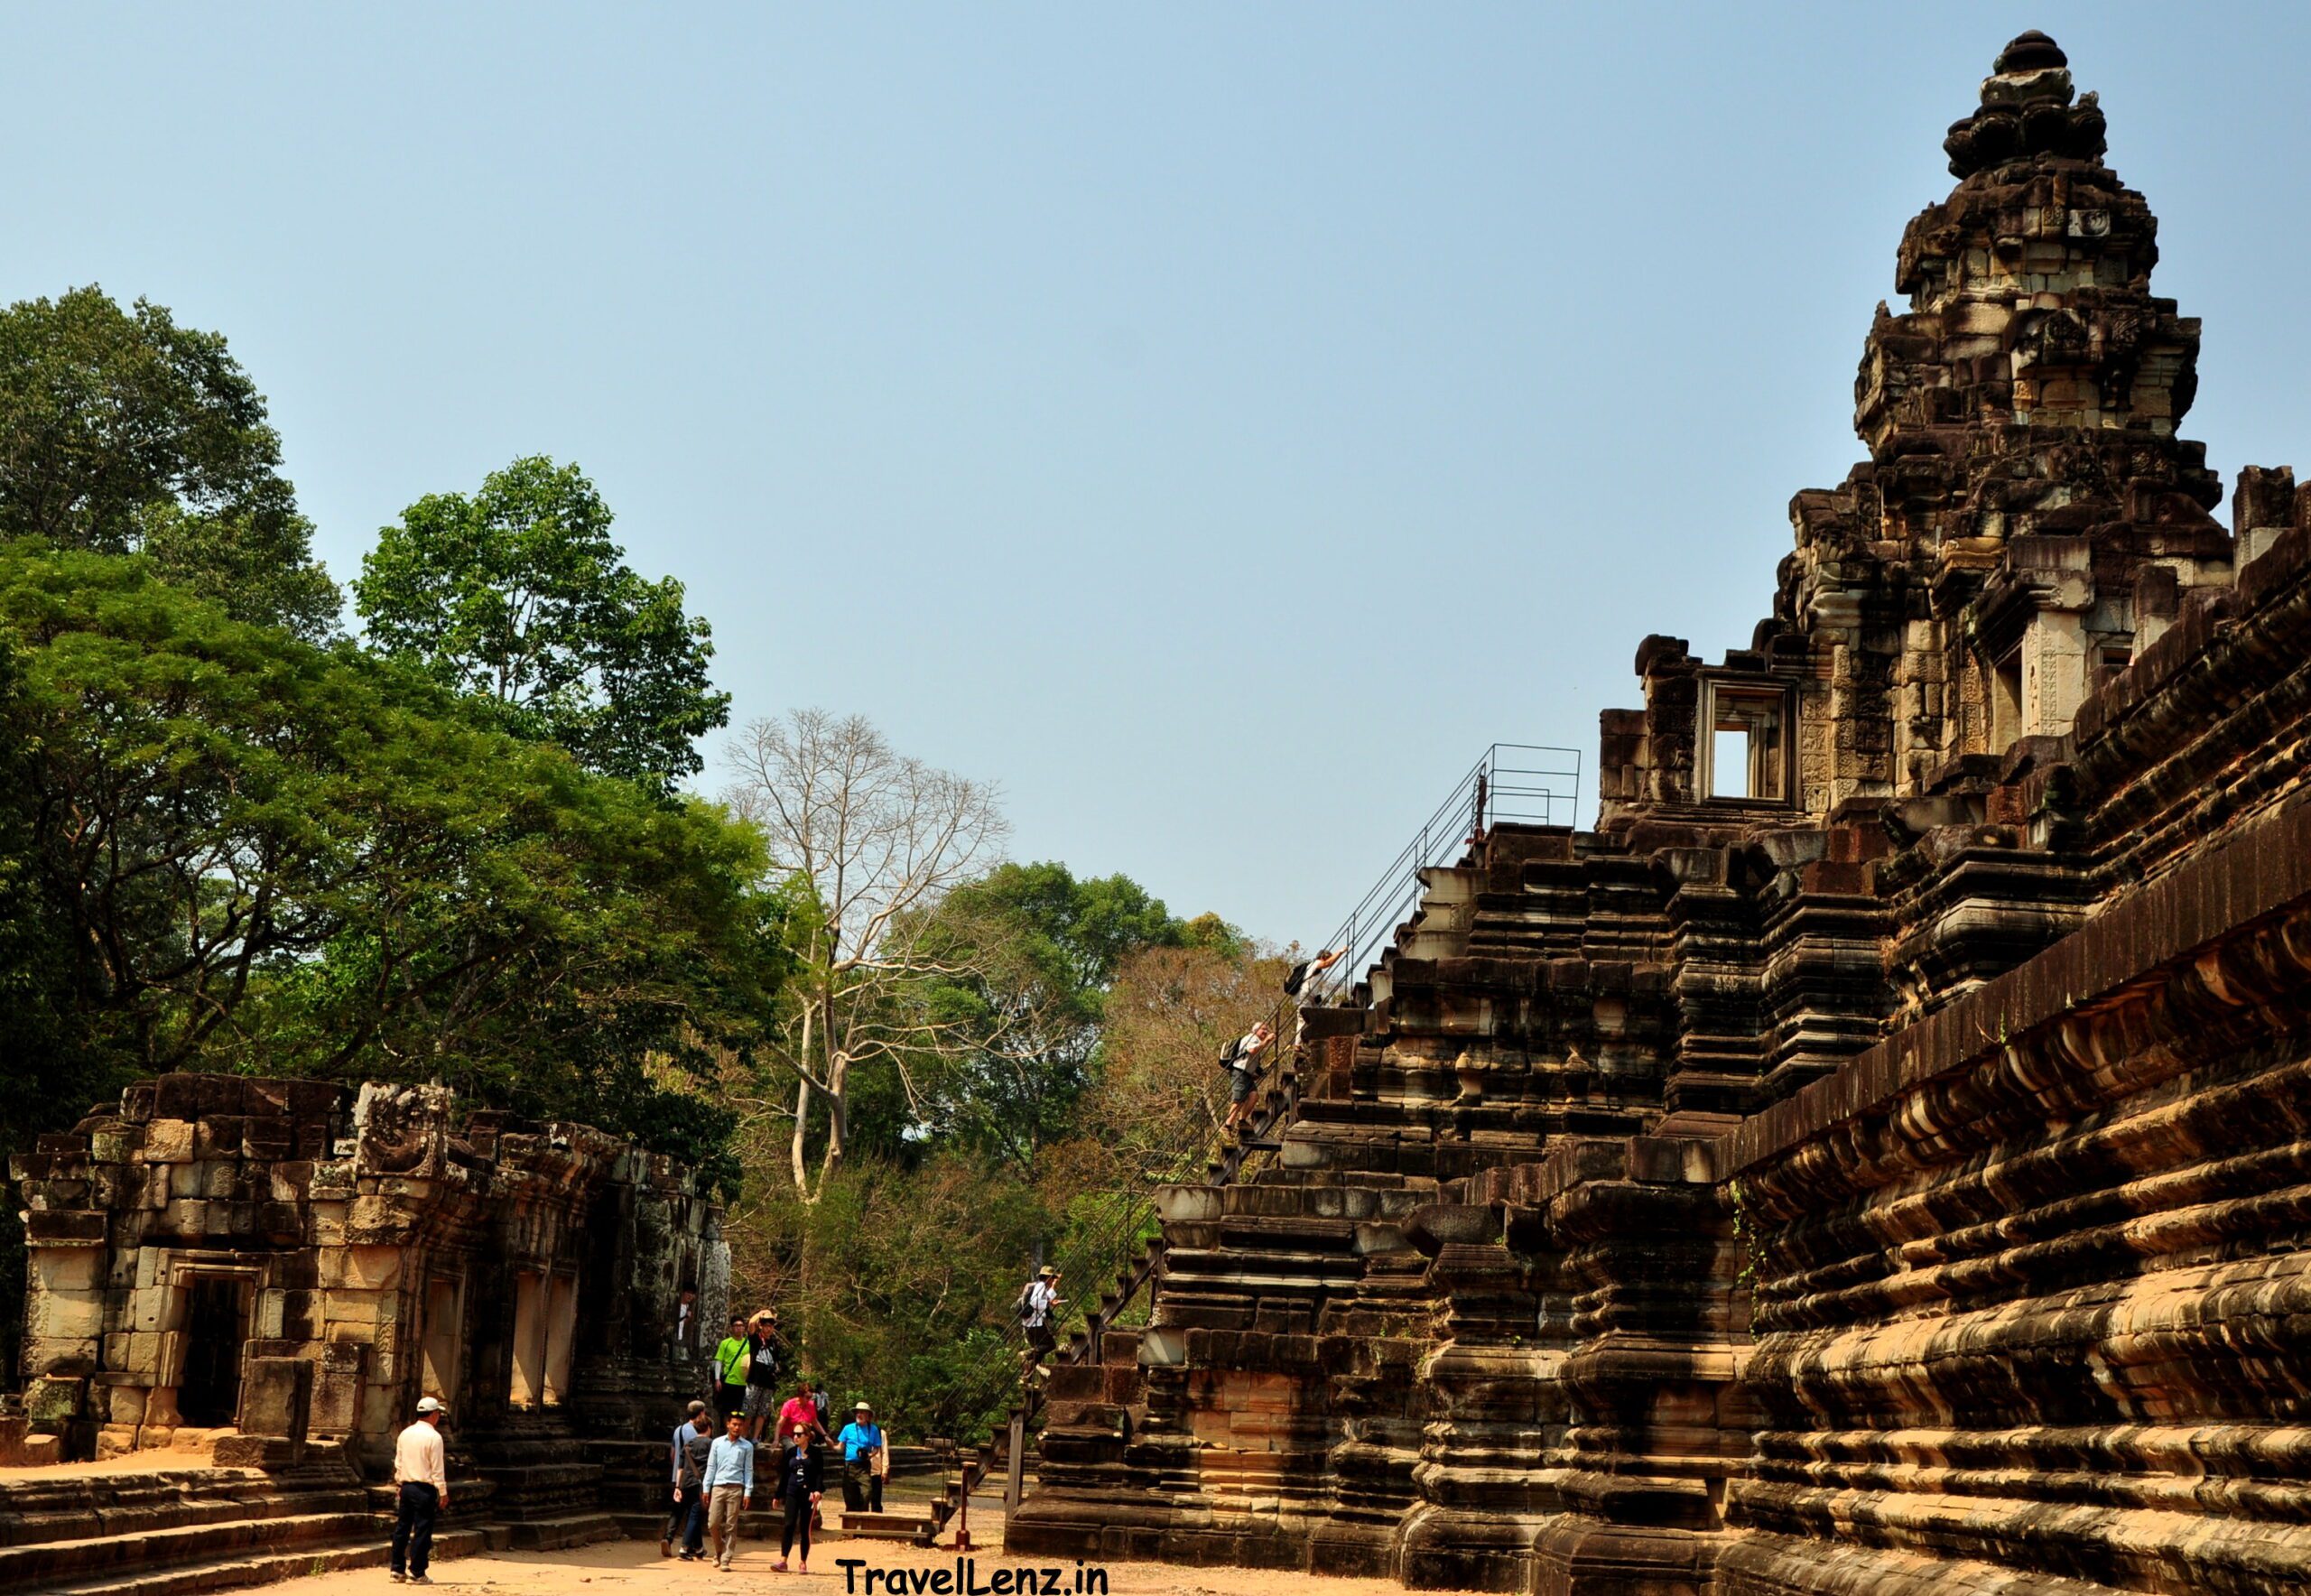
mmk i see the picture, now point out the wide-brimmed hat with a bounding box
[1036,1266,1055,1278]
[854,1400,873,1412]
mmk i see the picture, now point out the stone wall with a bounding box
[1010,32,2311,1596]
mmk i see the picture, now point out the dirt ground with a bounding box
[251,1491,1443,1596]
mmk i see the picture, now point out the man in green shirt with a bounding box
[711,1317,748,1419]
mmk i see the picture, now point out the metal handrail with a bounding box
[1308,742,1579,1000]
[973,741,1578,1459]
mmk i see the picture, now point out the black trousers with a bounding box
[665,1482,705,1552]
[392,1481,438,1576]
[781,1486,813,1558]
[715,1383,746,1419]
[841,1459,883,1512]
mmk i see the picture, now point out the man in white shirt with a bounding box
[391,1396,450,1584]
[1220,1022,1277,1128]
[1021,1266,1063,1375]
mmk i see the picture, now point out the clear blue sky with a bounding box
[6,4,2308,944]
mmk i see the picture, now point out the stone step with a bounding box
[0,1508,387,1593]
[499,1512,618,1551]
[0,1482,369,1551]
[40,1525,491,1596]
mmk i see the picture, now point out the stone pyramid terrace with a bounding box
[1008,32,2311,1596]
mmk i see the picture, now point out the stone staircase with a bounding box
[0,1461,495,1596]
[459,1428,620,1550]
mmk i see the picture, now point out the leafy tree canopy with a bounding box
[0,286,339,638]
[0,541,775,1180]
[355,455,729,790]
[905,862,1202,1170]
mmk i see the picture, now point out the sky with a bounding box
[6,3,2310,946]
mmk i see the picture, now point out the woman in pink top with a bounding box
[776,1378,826,1445]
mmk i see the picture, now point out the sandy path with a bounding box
[251,1495,1447,1596]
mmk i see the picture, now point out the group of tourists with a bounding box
[649,1309,889,1571]
[383,1305,889,1582]
[660,1381,880,1572]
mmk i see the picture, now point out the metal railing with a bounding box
[1309,742,1580,999]
[966,740,1580,1481]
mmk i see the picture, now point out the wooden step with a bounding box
[838,1512,936,1545]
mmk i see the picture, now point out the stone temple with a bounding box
[1010,32,2311,1596]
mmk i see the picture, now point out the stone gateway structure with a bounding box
[9,1075,725,1536]
[1011,34,2311,1596]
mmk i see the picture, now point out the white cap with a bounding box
[415,1396,446,1415]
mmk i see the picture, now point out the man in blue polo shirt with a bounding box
[836,1399,886,1513]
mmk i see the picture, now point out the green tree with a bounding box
[0,286,339,638]
[914,863,1193,1171]
[0,542,774,1167]
[354,455,729,790]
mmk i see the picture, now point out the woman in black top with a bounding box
[772,1430,826,1573]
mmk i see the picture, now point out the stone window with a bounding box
[543,1274,579,1406]
[1991,647,2024,749]
[1700,681,1791,803]
[420,1274,464,1403]
[508,1268,580,1408]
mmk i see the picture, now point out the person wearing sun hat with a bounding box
[740,1309,783,1442]
[837,1399,886,1513]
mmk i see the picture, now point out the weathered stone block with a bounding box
[24,1376,84,1424]
[143,1119,195,1163]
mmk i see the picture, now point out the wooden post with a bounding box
[1006,1407,1026,1514]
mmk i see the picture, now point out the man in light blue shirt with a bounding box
[701,1411,755,1569]
[836,1400,886,1513]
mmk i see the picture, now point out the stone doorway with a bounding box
[177,1274,249,1427]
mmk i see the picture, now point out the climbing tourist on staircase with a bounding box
[663,1398,713,1559]
[1283,946,1342,1001]
[838,1400,886,1513]
[1020,1266,1063,1377]
[772,1424,828,1573]
[389,1396,449,1585]
[1285,948,1344,1044]
[701,1408,756,1569]
[1220,1020,1276,1128]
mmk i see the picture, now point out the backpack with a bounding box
[1015,1282,1037,1325]
[1284,960,1313,998]
[678,1428,712,1489]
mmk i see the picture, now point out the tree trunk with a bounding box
[790,1072,813,1202]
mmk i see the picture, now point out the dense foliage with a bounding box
[0,543,775,1179]
[0,285,1296,1437]
[356,455,729,790]
[0,287,339,639]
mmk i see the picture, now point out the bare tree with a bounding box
[723,710,1008,1202]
